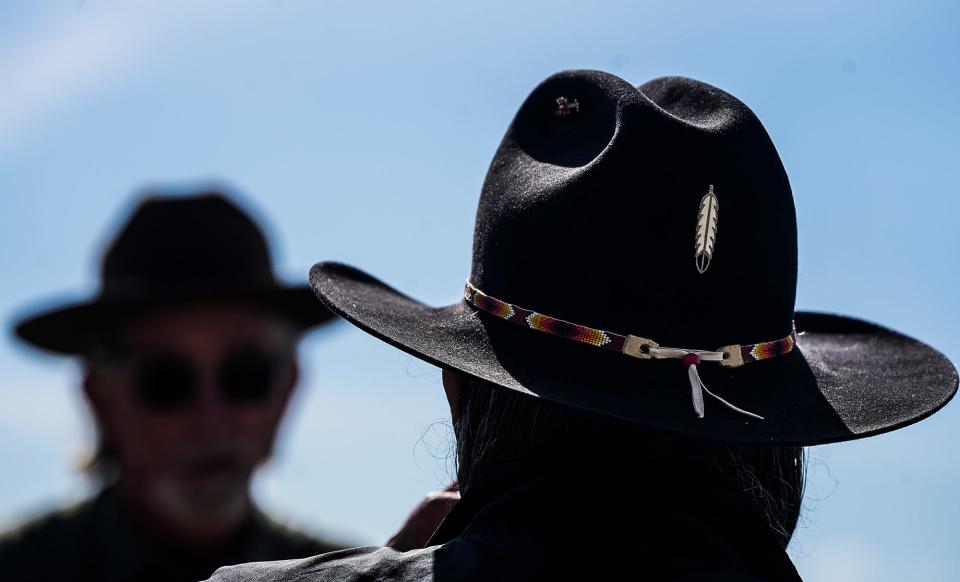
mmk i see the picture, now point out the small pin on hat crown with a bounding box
[555,96,580,117]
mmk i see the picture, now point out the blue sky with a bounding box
[0,1,958,579]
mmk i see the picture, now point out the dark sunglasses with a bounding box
[132,347,288,411]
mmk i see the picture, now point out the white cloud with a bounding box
[0,374,87,438]
[0,1,252,152]
[797,536,950,582]
[800,537,883,582]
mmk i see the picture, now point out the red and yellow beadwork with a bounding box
[464,280,797,366]
[743,329,796,363]
[471,288,515,319]
[526,313,613,348]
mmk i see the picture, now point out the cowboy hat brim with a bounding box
[15,285,336,355]
[310,261,957,446]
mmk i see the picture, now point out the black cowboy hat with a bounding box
[15,191,335,355]
[309,70,957,445]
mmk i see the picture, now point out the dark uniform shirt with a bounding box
[0,486,345,582]
[207,460,803,581]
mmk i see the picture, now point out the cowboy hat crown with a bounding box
[15,190,334,355]
[311,70,956,445]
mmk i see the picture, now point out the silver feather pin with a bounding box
[694,185,719,274]
[687,361,706,418]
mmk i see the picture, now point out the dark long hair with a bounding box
[453,376,805,549]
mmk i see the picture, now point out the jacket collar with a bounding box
[429,455,802,581]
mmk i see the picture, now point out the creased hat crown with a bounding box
[306,69,956,444]
[12,189,336,355]
[470,70,797,349]
[100,192,277,297]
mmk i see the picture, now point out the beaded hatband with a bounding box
[463,281,798,420]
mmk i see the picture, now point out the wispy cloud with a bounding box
[798,536,949,582]
[800,537,883,582]
[0,1,249,153]
[0,372,87,438]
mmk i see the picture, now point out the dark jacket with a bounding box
[0,486,345,582]
[207,460,802,581]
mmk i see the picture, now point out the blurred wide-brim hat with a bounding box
[310,70,957,446]
[15,191,335,355]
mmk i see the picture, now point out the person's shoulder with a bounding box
[0,495,98,548]
[0,495,99,570]
[207,546,436,582]
[250,509,351,558]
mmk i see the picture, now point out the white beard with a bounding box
[148,471,249,537]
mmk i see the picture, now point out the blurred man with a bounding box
[1,191,345,581]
